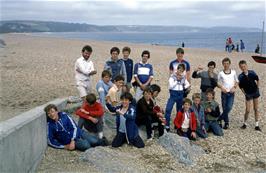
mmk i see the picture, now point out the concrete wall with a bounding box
[0,98,67,173]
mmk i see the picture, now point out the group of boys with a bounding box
[44,45,261,151]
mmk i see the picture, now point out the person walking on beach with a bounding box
[75,45,97,100]
[104,47,127,82]
[192,61,218,101]
[255,44,260,54]
[238,60,261,131]
[169,48,191,83]
[217,58,238,129]
[240,40,245,52]
[225,39,229,52]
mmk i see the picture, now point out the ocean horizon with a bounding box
[30,32,265,53]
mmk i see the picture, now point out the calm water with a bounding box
[31,32,266,52]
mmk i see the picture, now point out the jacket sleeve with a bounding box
[65,114,78,141]
[192,71,201,78]
[191,112,197,131]
[106,103,118,113]
[97,83,107,106]
[47,123,64,149]
[173,111,182,129]
[124,107,136,120]
[121,61,127,83]
[138,99,156,117]
[75,103,90,120]
[89,103,104,117]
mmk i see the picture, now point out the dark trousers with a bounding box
[78,117,103,133]
[136,116,164,139]
[112,132,144,148]
[176,128,196,140]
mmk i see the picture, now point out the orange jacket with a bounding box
[174,109,197,131]
[75,101,104,120]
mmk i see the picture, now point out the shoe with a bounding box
[165,126,170,132]
[147,137,153,143]
[223,123,229,130]
[241,124,247,129]
[255,126,262,131]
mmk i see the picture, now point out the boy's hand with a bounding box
[206,108,212,113]
[81,109,89,115]
[68,140,75,150]
[90,117,98,124]
[230,87,236,93]
[156,112,163,118]
[191,132,196,138]
[221,87,228,93]
[89,70,97,76]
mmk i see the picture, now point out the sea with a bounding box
[30,32,266,53]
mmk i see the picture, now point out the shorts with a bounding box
[76,81,92,98]
[245,89,260,101]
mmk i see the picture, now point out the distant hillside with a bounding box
[0,20,261,33]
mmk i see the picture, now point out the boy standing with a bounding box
[174,98,197,140]
[133,50,154,101]
[217,57,238,129]
[45,104,102,151]
[238,60,261,131]
[122,47,134,87]
[76,93,104,139]
[75,45,97,100]
[165,67,190,132]
[104,47,127,82]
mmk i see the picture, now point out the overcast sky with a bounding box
[1,0,265,28]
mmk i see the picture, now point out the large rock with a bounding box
[158,133,205,166]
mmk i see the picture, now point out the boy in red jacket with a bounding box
[76,93,104,139]
[174,98,197,140]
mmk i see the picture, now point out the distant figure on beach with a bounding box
[238,60,261,131]
[104,47,127,82]
[181,42,185,48]
[192,61,218,101]
[255,44,260,54]
[133,50,154,101]
[169,48,191,83]
[75,45,97,100]
[217,57,239,129]
[225,39,229,52]
[228,37,233,53]
[240,40,245,52]
[106,92,145,148]
[236,42,239,52]
[122,46,134,87]
[76,93,104,139]
[45,104,104,151]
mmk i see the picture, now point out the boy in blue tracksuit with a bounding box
[44,104,103,151]
[106,92,145,148]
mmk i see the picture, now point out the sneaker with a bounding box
[147,137,153,143]
[241,124,247,129]
[255,126,262,131]
[223,123,229,130]
[165,126,170,132]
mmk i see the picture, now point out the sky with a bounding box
[1,0,265,28]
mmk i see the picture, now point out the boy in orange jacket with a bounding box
[174,98,197,140]
[76,93,104,139]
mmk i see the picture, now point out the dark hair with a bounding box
[177,63,185,71]
[120,92,133,101]
[114,75,124,82]
[82,45,93,52]
[176,48,184,54]
[183,98,192,105]
[205,88,215,96]
[239,60,247,65]
[150,84,161,93]
[141,50,150,58]
[110,47,120,54]
[207,61,216,67]
[101,70,112,78]
[86,93,96,105]
[222,57,231,64]
[143,87,152,94]
[122,46,131,53]
[44,104,58,118]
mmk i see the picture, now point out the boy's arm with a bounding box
[47,124,65,149]
[121,61,127,83]
[88,103,104,117]
[65,114,78,141]
[209,105,220,118]
[97,83,107,106]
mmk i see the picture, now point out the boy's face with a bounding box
[239,63,248,72]
[47,108,59,121]
[121,98,130,108]
[175,70,183,80]
[123,51,130,58]
[103,75,111,83]
[206,93,214,101]
[142,54,149,63]
[115,80,124,89]
[208,65,215,73]
[193,98,201,105]
[82,50,92,60]
[176,52,184,59]
[183,102,191,111]
[111,51,119,60]
[222,61,230,70]
[144,91,152,101]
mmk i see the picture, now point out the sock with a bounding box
[98,132,103,139]
[255,122,259,127]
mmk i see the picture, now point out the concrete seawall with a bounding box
[0,98,67,173]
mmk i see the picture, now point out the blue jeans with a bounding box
[205,121,223,136]
[219,92,235,124]
[75,131,101,151]
[196,127,208,138]
[165,90,184,126]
